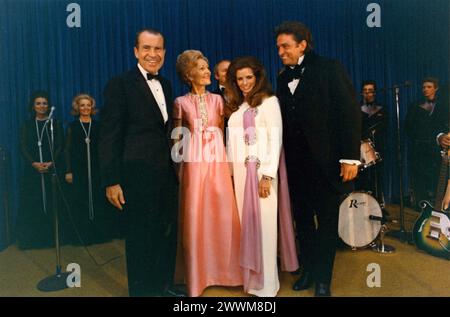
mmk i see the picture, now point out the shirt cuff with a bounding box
[437,133,444,145]
[339,159,362,166]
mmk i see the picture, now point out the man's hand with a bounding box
[106,184,125,211]
[340,163,358,182]
[438,133,450,147]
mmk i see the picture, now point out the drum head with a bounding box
[339,192,382,248]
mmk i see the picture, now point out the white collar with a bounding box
[289,55,305,69]
[137,63,159,80]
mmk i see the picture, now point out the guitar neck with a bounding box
[435,148,450,210]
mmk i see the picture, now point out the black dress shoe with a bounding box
[164,288,187,297]
[293,272,314,291]
[314,282,331,297]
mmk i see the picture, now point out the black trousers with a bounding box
[123,162,178,297]
[287,154,343,285]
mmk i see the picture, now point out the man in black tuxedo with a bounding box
[275,21,361,296]
[213,59,230,144]
[99,28,180,297]
[407,78,448,210]
[213,59,230,97]
[356,80,387,205]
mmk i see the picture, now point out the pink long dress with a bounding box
[173,92,242,297]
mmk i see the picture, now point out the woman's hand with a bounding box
[32,162,49,173]
[65,173,73,184]
[258,177,272,198]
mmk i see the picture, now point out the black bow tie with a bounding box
[285,64,304,81]
[147,73,160,81]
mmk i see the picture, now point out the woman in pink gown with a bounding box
[173,50,242,297]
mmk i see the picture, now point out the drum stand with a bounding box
[371,224,395,253]
[368,131,396,254]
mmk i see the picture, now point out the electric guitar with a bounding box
[413,145,450,259]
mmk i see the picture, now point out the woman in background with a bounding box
[17,90,64,249]
[65,94,117,245]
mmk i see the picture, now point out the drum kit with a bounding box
[338,128,396,253]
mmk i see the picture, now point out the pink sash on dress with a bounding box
[240,108,264,292]
[240,107,299,293]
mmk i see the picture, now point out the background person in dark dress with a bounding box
[17,90,65,249]
[64,94,117,245]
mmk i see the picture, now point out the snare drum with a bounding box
[338,191,383,248]
[360,139,381,169]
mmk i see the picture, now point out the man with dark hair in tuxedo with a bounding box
[213,59,231,98]
[356,80,387,205]
[99,28,181,297]
[213,59,231,143]
[406,77,448,210]
[275,21,361,296]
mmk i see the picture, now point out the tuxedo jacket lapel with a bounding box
[132,68,165,127]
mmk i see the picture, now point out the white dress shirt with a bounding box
[137,63,168,123]
[288,55,305,95]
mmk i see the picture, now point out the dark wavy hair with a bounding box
[423,77,439,89]
[274,21,314,53]
[28,90,51,114]
[224,56,273,117]
[135,28,165,49]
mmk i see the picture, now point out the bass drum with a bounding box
[338,191,382,248]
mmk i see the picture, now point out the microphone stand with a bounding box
[37,111,70,292]
[385,83,413,244]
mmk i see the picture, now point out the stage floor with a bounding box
[0,205,449,297]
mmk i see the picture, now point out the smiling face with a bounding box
[78,98,93,117]
[33,97,49,118]
[276,33,306,66]
[188,58,211,88]
[134,31,166,75]
[236,67,256,97]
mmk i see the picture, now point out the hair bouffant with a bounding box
[28,90,50,113]
[176,50,209,85]
[71,94,98,116]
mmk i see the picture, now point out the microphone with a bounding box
[378,81,412,93]
[48,106,56,120]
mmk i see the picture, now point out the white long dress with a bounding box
[227,96,283,297]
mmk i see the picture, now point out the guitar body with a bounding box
[413,201,450,259]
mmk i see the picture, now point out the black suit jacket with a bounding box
[277,51,361,193]
[99,66,176,188]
